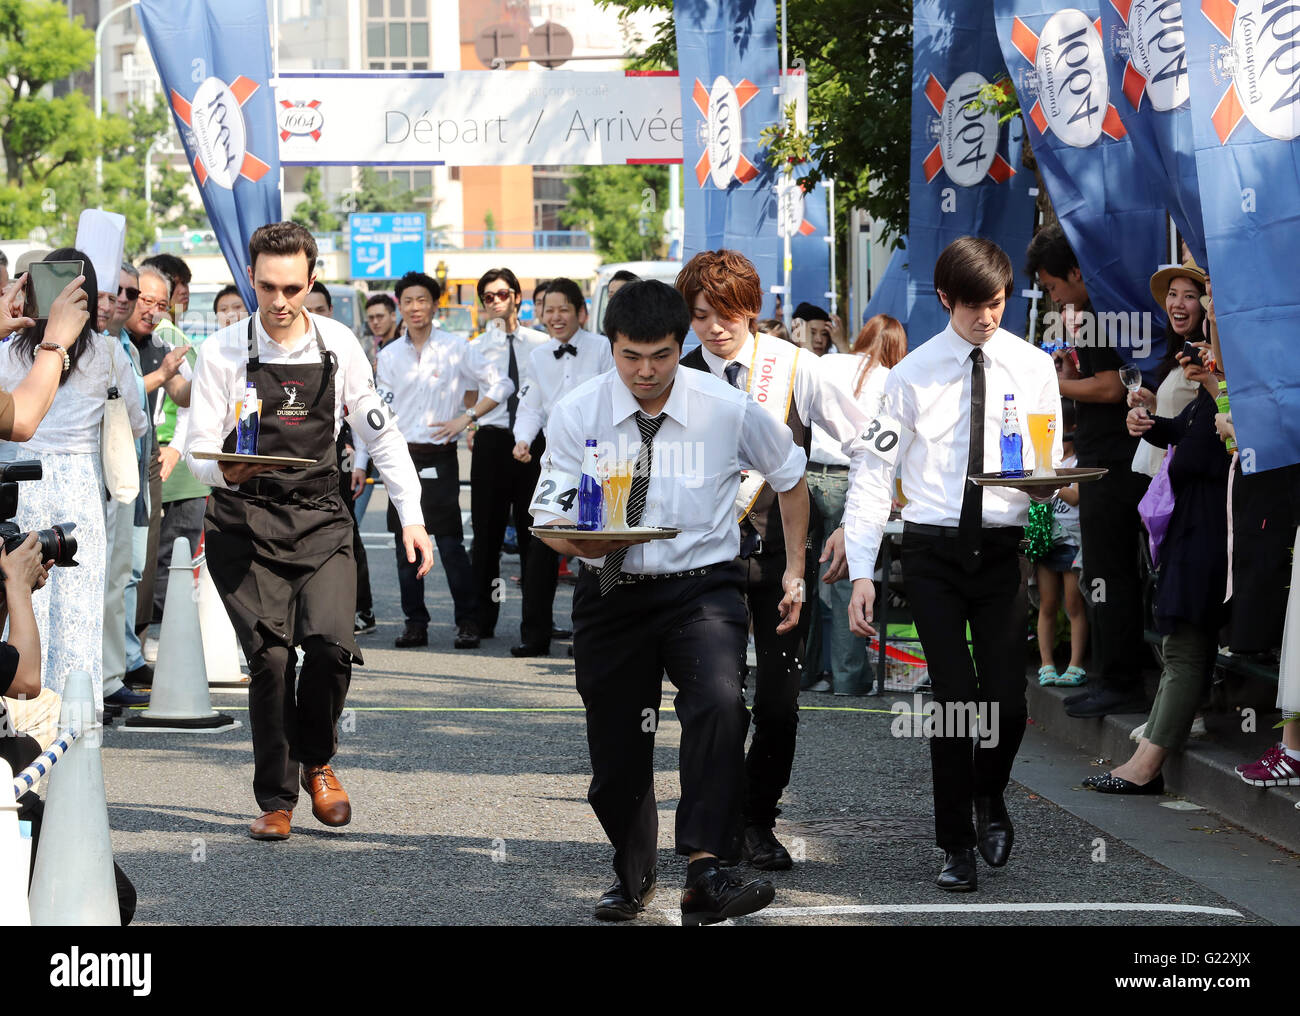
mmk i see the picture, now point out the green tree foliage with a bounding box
[293,168,341,233]
[346,169,415,214]
[560,164,669,263]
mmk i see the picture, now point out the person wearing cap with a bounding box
[791,301,838,357]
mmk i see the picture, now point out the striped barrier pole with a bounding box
[10,728,79,799]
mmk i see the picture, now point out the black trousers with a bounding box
[397,535,476,627]
[1077,460,1150,696]
[341,465,373,615]
[742,547,814,827]
[520,436,560,645]
[470,427,542,635]
[247,636,352,812]
[135,443,162,636]
[573,563,750,892]
[901,528,1028,852]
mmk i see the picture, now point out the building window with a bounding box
[533,166,575,231]
[366,1,434,70]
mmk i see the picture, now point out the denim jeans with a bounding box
[805,468,871,695]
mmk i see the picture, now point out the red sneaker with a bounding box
[1238,746,1300,787]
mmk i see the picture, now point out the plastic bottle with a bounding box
[1000,393,1024,473]
[1216,380,1236,453]
[236,381,259,455]
[577,438,602,530]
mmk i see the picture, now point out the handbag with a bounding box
[101,337,139,504]
[1137,446,1176,568]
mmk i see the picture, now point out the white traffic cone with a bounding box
[0,758,32,926]
[28,671,119,925]
[195,550,249,690]
[124,538,238,732]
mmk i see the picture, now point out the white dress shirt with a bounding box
[842,323,1063,580]
[183,310,427,528]
[809,352,887,466]
[532,365,807,573]
[512,329,614,446]
[469,322,550,430]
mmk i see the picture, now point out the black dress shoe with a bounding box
[1082,770,1165,794]
[510,643,550,658]
[551,626,573,640]
[1065,688,1148,718]
[395,623,428,648]
[454,623,481,649]
[1063,689,1092,707]
[974,796,1013,868]
[936,849,977,891]
[680,865,775,926]
[124,663,153,690]
[742,825,794,871]
[593,869,656,921]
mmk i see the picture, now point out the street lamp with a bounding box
[434,260,449,304]
[95,0,141,189]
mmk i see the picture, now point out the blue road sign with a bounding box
[518,299,535,323]
[349,212,425,280]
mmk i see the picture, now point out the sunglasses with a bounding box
[482,290,515,303]
[118,286,140,301]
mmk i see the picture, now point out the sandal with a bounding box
[1057,665,1087,687]
[1037,664,1059,686]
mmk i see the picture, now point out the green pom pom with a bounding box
[1024,501,1055,561]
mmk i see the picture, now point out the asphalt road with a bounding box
[87,497,1299,928]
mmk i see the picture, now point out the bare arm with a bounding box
[775,477,810,634]
[1059,370,1125,404]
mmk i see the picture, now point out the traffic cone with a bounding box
[195,548,249,690]
[0,758,32,926]
[28,671,119,925]
[124,538,238,732]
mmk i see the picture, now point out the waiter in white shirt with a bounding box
[186,223,432,843]
[842,237,1063,892]
[465,268,550,639]
[509,277,613,657]
[675,250,871,871]
[353,270,512,651]
[533,280,809,925]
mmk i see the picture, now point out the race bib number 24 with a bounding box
[529,462,581,522]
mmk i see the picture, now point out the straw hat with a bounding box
[1149,259,1208,309]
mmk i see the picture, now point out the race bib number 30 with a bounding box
[530,463,581,522]
[861,414,904,467]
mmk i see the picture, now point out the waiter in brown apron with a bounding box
[185,222,431,842]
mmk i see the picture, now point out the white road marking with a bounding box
[655,901,1243,923]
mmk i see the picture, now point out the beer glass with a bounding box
[1027,412,1056,477]
[602,461,635,530]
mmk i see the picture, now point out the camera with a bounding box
[0,461,78,567]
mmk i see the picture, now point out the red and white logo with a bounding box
[1010,8,1128,146]
[278,99,324,142]
[776,178,817,237]
[1203,0,1300,142]
[1111,0,1191,111]
[920,71,1016,186]
[691,75,761,188]
[170,75,271,189]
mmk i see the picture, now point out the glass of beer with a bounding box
[602,460,635,531]
[1027,412,1057,477]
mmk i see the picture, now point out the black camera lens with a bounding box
[1,522,78,567]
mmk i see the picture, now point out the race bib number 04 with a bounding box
[861,414,904,467]
[530,464,581,522]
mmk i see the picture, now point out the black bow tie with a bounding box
[554,343,578,359]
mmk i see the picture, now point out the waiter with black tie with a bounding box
[533,280,810,925]
[843,237,1062,891]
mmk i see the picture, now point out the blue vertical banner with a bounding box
[789,183,831,314]
[138,0,282,311]
[994,0,1169,371]
[910,0,1037,348]
[674,0,782,316]
[863,241,912,327]
[1183,0,1300,473]
[1099,0,1207,264]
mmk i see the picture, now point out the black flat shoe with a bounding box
[1082,771,1165,795]
[454,624,481,649]
[741,825,793,871]
[593,870,656,921]
[551,626,573,640]
[936,849,977,891]
[1065,688,1148,718]
[510,643,550,658]
[681,866,774,926]
[395,624,427,648]
[974,796,1014,868]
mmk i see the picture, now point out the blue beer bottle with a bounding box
[577,439,602,530]
[236,381,260,455]
[999,393,1023,474]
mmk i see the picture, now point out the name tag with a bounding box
[529,463,581,522]
[860,413,904,467]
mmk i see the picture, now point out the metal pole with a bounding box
[272,0,284,215]
[144,137,158,212]
[826,179,837,322]
[780,0,792,332]
[95,0,140,189]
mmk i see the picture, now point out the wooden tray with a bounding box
[192,451,317,467]
[530,526,681,541]
[970,466,1108,488]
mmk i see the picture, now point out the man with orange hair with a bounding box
[676,249,871,870]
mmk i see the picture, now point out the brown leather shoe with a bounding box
[300,764,352,826]
[249,809,292,840]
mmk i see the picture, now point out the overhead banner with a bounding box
[276,71,683,167]
[1183,1,1300,473]
[1099,0,1207,264]
[674,0,783,317]
[910,0,1037,348]
[138,0,281,311]
[994,0,1169,371]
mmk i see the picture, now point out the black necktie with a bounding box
[554,343,577,359]
[599,412,666,595]
[958,347,985,560]
[724,362,744,389]
[506,333,520,429]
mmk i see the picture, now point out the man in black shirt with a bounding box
[1026,226,1150,718]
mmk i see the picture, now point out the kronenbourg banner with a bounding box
[789,183,831,317]
[1099,0,1207,265]
[863,242,912,328]
[994,0,1169,372]
[674,0,783,317]
[911,0,1037,349]
[1183,1,1300,473]
[138,0,281,311]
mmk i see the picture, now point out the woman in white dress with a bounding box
[0,249,148,710]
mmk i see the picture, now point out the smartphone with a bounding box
[24,260,83,321]
[1180,340,1204,367]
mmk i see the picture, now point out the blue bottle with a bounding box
[999,393,1023,474]
[577,439,602,530]
[236,381,259,455]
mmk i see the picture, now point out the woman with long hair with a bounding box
[850,314,908,404]
[0,248,148,711]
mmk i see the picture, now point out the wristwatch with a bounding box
[465,406,479,422]
[37,342,70,372]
